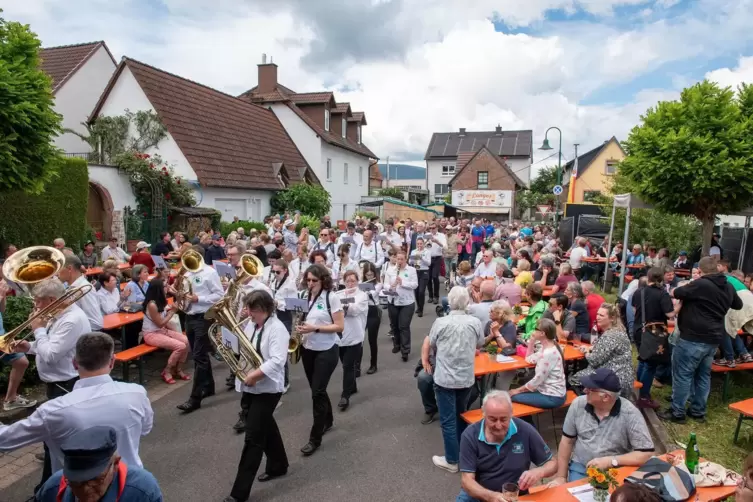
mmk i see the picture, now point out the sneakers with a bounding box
[432,455,459,473]
[421,412,437,425]
[636,397,660,410]
[657,409,686,424]
[713,358,736,368]
[736,353,753,364]
[3,396,37,411]
[283,383,290,394]
[652,379,664,389]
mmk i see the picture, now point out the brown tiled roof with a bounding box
[90,58,316,191]
[238,83,296,99]
[332,102,352,115]
[40,41,116,94]
[288,92,335,105]
[448,145,525,188]
[348,112,367,125]
[246,90,289,103]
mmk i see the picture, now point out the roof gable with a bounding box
[447,145,525,187]
[424,129,532,160]
[40,41,116,94]
[564,137,625,179]
[90,58,314,191]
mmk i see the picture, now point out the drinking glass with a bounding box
[502,482,519,501]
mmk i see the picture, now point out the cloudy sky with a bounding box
[6,0,753,171]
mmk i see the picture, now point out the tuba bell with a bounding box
[229,253,264,316]
[173,249,204,311]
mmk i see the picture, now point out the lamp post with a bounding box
[539,126,562,224]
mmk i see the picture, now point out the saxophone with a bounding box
[288,291,306,364]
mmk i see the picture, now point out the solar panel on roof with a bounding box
[487,137,503,155]
[444,136,462,156]
[501,136,518,156]
[430,135,450,157]
[458,136,477,153]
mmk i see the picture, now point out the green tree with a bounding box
[529,165,559,194]
[515,166,557,216]
[0,13,62,193]
[378,187,405,200]
[620,80,753,255]
[270,183,331,219]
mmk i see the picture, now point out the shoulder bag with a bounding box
[637,289,671,364]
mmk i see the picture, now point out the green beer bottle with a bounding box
[685,433,699,474]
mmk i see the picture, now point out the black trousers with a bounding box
[277,310,293,387]
[359,305,382,369]
[301,345,338,445]
[388,302,415,356]
[414,269,429,314]
[230,392,287,501]
[428,256,442,299]
[339,343,362,399]
[187,314,215,401]
[35,377,78,494]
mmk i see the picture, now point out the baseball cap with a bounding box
[579,367,621,393]
[84,240,95,247]
[679,251,687,256]
[284,219,294,227]
[136,241,150,251]
[212,234,221,240]
[60,426,117,482]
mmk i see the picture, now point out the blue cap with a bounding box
[579,367,621,393]
[60,426,117,482]
[679,251,687,256]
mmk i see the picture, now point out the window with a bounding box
[326,158,332,181]
[441,165,455,177]
[359,165,363,185]
[434,184,449,195]
[324,108,330,131]
[357,125,362,144]
[583,190,602,202]
[344,162,349,184]
[477,171,489,189]
[342,116,346,138]
[605,160,618,175]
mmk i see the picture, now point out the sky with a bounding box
[6,0,753,173]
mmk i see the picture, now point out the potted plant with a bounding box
[586,466,619,502]
[485,341,499,361]
[512,305,523,316]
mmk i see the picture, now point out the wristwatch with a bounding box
[315,328,320,333]
[554,320,561,325]
[611,457,619,468]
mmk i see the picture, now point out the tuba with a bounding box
[229,254,264,316]
[173,249,204,311]
[0,246,91,354]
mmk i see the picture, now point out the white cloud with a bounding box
[706,56,753,88]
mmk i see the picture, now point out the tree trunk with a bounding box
[700,214,715,257]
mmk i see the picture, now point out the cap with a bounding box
[679,251,688,256]
[284,219,294,227]
[84,240,95,247]
[136,241,150,250]
[212,234,221,240]
[60,426,117,482]
[579,367,621,393]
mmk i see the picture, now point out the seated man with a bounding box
[0,281,37,411]
[542,294,576,342]
[458,391,557,501]
[549,368,654,485]
[517,283,547,340]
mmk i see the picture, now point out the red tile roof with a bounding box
[40,41,116,94]
[288,92,335,105]
[90,58,316,191]
[239,83,296,99]
[348,112,367,125]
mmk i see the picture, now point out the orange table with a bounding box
[542,286,555,298]
[582,257,607,264]
[102,299,174,348]
[474,344,587,377]
[626,263,645,270]
[675,268,691,277]
[85,263,131,276]
[521,451,735,501]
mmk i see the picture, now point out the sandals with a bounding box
[161,370,176,385]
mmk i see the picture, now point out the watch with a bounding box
[315,328,320,333]
[554,320,561,325]
[611,457,619,468]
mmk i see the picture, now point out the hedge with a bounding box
[0,157,89,250]
[219,220,268,237]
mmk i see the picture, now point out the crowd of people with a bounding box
[0,213,752,501]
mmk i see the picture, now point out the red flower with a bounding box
[143,154,150,159]
[165,193,171,200]
[142,212,148,217]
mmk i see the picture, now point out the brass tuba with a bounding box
[173,249,204,311]
[229,253,264,316]
[0,246,91,354]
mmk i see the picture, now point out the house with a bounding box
[446,145,525,218]
[239,57,377,220]
[562,137,626,203]
[87,56,318,234]
[39,41,117,153]
[424,126,533,203]
[369,160,383,195]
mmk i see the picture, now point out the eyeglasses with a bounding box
[274,270,284,275]
[306,278,320,283]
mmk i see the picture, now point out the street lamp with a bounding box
[539,127,562,224]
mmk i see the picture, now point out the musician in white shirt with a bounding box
[426,223,447,304]
[356,229,385,270]
[337,222,363,259]
[1,333,152,496]
[410,237,432,317]
[310,228,336,266]
[176,247,224,413]
[380,218,404,253]
[332,243,361,290]
[359,262,382,375]
[336,271,368,411]
[270,259,297,395]
[58,254,103,331]
[226,290,289,502]
[261,249,282,289]
[289,243,309,290]
[384,251,418,361]
[100,236,130,264]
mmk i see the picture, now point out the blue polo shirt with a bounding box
[459,418,552,492]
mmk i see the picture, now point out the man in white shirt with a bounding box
[426,223,447,304]
[8,277,91,494]
[380,218,403,253]
[57,254,104,331]
[177,247,225,413]
[337,222,363,259]
[474,251,496,279]
[356,229,385,270]
[310,228,336,266]
[569,237,589,278]
[1,333,153,494]
[101,237,130,264]
[384,251,418,361]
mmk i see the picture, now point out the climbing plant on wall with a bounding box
[116,152,195,216]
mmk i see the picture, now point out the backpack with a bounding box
[625,457,696,501]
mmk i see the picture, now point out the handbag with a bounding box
[625,457,696,501]
[637,289,671,364]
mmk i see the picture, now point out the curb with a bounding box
[642,407,675,454]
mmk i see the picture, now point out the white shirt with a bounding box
[569,246,588,270]
[235,316,288,394]
[101,245,129,264]
[0,374,152,473]
[332,259,361,286]
[97,287,121,315]
[261,266,275,289]
[380,230,403,251]
[474,261,497,279]
[270,271,298,311]
[426,231,447,258]
[30,304,91,382]
[71,275,103,330]
[410,249,432,271]
[184,264,224,315]
[356,239,385,268]
[337,288,368,346]
[301,290,342,351]
[289,257,307,282]
[337,232,363,258]
[383,264,418,306]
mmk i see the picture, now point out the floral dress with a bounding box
[569,327,635,398]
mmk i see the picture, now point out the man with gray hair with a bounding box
[1,332,152,497]
[457,390,557,501]
[548,368,654,486]
[468,280,496,326]
[52,238,65,251]
[57,254,103,331]
[534,256,558,286]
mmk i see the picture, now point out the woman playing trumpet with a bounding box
[336,270,368,411]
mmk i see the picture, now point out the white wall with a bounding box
[270,104,321,174]
[427,159,454,202]
[202,187,272,222]
[88,164,136,210]
[53,46,116,153]
[507,157,531,186]
[383,178,427,190]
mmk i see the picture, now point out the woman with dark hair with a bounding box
[360,261,382,374]
[309,250,329,267]
[336,270,368,410]
[225,290,290,502]
[610,482,662,502]
[142,278,190,384]
[509,318,566,408]
[332,243,359,290]
[295,264,345,456]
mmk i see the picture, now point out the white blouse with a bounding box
[337,288,368,346]
[300,290,343,351]
[332,259,361,286]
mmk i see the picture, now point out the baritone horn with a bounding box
[173,249,204,311]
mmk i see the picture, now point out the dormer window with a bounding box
[324,108,330,132]
[342,116,346,138]
[357,125,362,144]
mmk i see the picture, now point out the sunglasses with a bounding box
[274,270,284,275]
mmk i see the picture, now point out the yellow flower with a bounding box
[608,469,618,478]
[596,473,606,484]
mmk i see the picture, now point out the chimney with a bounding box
[495,124,503,135]
[257,54,278,94]
[459,127,466,136]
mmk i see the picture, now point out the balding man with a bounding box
[474,251,496,279]
[468,280,496,326]
[57,255,103,331]
[52,238,65,251]
[356,229,385,270]
[457,391,556,501]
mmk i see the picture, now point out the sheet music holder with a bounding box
[214,261,236,280]
[382,289,399,296]
[358,283,375,291]
[284,297,309,314]
[221,327,240,355]
[340,296,355,304]
[151,255,167,269]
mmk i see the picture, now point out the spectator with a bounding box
[514,259,534,288]
[659,257,743,423]
[644,246,658,268]
[552,262,577,295]
[550,368,654,485]
[569,237,588,278]
[204,234,227,266]
[423,286,484,473]
[78,241,98,269]
[142,278,190,384]
[533,256,558,287]
[457,391,557,501]
[97,272,125,315]
[518,283,547,340]
[494,276,522,306]
[129,242,156,274]
[736,452,753,502]
[564,282,590,340]
[152,232,174,258]
[468,280,496,326]
[0,277,37,413]
[581,281,605,333]
[101,237,130,264]
[716,281,753,368]
[626,244,645,266]
[674,251,691,270]
[570,304,635,398]
[474,250,496,279]
[53,238,65,251]
[542,294,576,342]
[483,301,517,358]
[611,483,663,502]
[656,248,673,270]
[455,261,474,287]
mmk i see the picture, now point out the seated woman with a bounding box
[551,262,577,295]
[141,278,190,384]
[509,318,567,408]
[569,303,635,398]
[513,259,534,288]
[482,300,519,392]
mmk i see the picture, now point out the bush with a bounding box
[0,157,88,249]
[378,187,404,200]
[298,215,321,236]
[219,220,267,237]
[0,295,39,391]
[270,184,331,219]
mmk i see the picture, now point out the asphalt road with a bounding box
[1,301,472,502]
